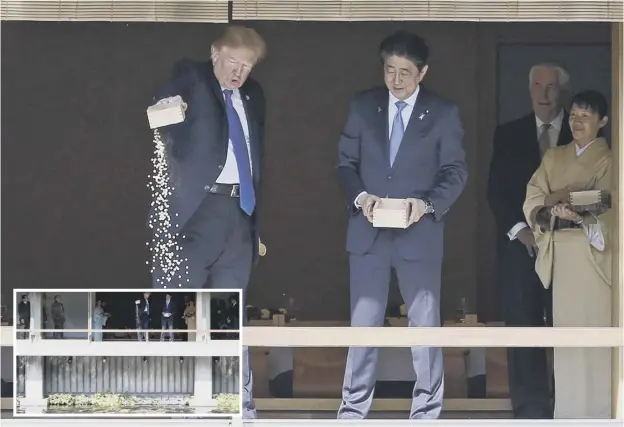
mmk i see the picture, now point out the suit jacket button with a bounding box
[387,175,392,180]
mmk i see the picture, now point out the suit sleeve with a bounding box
[336,98,366,215]
[486,126,525,233]
[152,59,196,156]
[426,105,468,221]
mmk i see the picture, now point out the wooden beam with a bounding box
[243,326,623,348]
[1,397,13,411]
[254,398,511,412]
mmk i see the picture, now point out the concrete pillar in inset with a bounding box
[87,292,93,341]
[194,291,211,342]
[28,292,42,341]
[21,356,46,411]
[189,357,217,410]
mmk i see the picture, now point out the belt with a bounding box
[553,218,582,231]
[205,183,240,198]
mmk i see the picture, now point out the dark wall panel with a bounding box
[2,21,479,320]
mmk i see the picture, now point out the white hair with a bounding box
[529,62,570,90]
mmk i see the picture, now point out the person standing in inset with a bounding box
[160,293,176,342]
[51,295,65,339]
[135,292,151,342]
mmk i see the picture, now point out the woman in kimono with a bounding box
[184,300,196,341]
[92,300,106,342]
[523,90,612,419]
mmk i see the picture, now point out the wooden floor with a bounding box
[258,411,513,419]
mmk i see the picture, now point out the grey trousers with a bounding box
[338,230,444,419]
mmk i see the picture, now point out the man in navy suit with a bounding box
[150,26,266,418]
[336,31,468,419]
[487,62,571,419]
[160,293,176,342]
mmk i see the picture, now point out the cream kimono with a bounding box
[523,137,612,419]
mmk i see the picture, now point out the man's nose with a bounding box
[233,66,243,77]
[394,73,402,85]
[542,87,552,101]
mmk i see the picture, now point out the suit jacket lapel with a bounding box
[372,89,390,165]
[402,87,433,140]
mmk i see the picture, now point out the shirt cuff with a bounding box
[354,191,367,209]
[507,222,529,240]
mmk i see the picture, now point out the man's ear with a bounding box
[210,45,219,63]
[418,64,429,82]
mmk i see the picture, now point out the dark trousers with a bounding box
[19,317,30,339]
[138,313,150,341]
[151,192,255,418]
[152,193,253,290]
[53,320,64,339]
[499,240,553,419]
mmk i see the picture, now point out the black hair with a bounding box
[379,31,429,70]
[570,90,608,137]
[570,90,608,119]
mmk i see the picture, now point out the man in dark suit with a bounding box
[487,62,572,419]
[336,31,468,419]
[150,26,266,419]
[160,293,176,342]
[18,294,30,339]
[135,292,151,342]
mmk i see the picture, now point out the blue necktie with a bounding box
[389,101,407,167]
[223,89,256,215]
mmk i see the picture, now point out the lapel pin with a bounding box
[378,106,382,113]
[418,113,425,120]
[245,94,250,101]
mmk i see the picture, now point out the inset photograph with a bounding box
[13,289,242,417]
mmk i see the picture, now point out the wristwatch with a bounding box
[422,198,435,215]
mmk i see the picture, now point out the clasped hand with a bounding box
[358,194,426,226]
[551,203,583,223]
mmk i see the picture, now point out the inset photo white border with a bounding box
[11,288,243,418]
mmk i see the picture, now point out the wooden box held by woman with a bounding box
[523,90,612,419]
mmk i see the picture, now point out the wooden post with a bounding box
[612,21,624,421]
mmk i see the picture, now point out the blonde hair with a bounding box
[212,26,267,63]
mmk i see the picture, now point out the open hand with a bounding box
[516,227,538,258]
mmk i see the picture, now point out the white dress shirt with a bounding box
[354,86,421,208]
[507,110,564,240]
[215,87,253,184]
